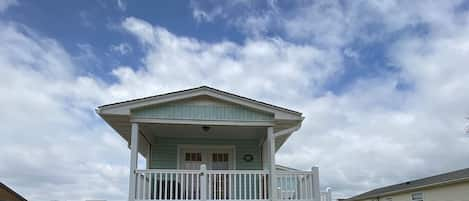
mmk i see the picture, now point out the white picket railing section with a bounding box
[136,169,202,200]
[206,170,270,201]
[320,188,332,201]
[135,169,317,201]
[276,172,315,201]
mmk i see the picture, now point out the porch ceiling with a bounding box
[140,124,266,140]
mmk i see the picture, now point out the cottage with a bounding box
[97,86,320,201]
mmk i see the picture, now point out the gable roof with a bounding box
[0,182,27,201]
[345,167,469,200]
[96,86,304,153]
[97,86,302,118]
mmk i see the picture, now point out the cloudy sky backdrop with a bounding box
[1,0,469,200]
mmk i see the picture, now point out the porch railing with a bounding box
[135,167,318,201]
[276,172,316,201]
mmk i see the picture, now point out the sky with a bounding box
[1,0,469,200]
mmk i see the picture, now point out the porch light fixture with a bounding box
[202,125,211,132]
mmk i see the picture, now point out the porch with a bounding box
[129,123,319,201]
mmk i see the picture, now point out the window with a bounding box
[385,197,392,201]
[411,192,424,201]
[212,153,229,170]
[185,152,202,161]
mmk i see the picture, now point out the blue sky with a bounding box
[1,0,469,201]
[3,1,248,82]
[3,0,407,92]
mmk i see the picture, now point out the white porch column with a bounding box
[311,166,320,201]
[129,123,139,201]
[267,127,276,201]
[326,187,332,201]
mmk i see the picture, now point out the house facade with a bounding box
[97,86,321,201]
[344,168,469,201]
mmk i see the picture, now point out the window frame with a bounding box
[411,192,424,201]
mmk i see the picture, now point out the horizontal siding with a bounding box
[150,137,262,170]
[131,97,274,122]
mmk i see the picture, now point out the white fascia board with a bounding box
[274,123,302,137]
[97,90,206,115]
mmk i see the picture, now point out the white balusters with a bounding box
[204,170,269,201]
[134,169,317,201]
[274,171,318,201]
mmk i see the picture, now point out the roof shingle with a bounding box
[346,167,469,200]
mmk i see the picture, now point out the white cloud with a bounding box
[117,0,126,11]
[0,21,127,201]
[110,43,132,55]
[0,0,17,12]
[118,17,341,102]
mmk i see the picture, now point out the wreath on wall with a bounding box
[243,154,254,162]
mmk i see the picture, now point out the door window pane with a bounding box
[212,153,229,170]
[185,153,202,161]
[184,152,202,170]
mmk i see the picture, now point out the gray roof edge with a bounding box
[345,167,469,200]
[97,86,303,116]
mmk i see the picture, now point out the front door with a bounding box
[179,146,234,200]
[179,146,234,170]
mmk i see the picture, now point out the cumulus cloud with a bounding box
[110,43,132,55]
[0,21,128,201]
[116,17,341,102]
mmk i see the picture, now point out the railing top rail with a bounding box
[206,170,269,174]
[136,169,314,174]
[135,169,201,173]
[274,171,314,175]
[135,169,274,174]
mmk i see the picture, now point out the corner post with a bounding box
[267,127,276,201]
[311,166,320,201]
[129,123,139,201]
[326,187,332,201]
[200,164,207,201]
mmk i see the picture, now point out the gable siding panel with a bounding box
[132,102,274,122]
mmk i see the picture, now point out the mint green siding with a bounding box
[150,137,262,170]
[131,99,274,122]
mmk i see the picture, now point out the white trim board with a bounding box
[131,117,275,126]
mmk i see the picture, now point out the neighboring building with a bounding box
[97,86,321,201]
[0,182,27,201]
[344,168,469,201]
